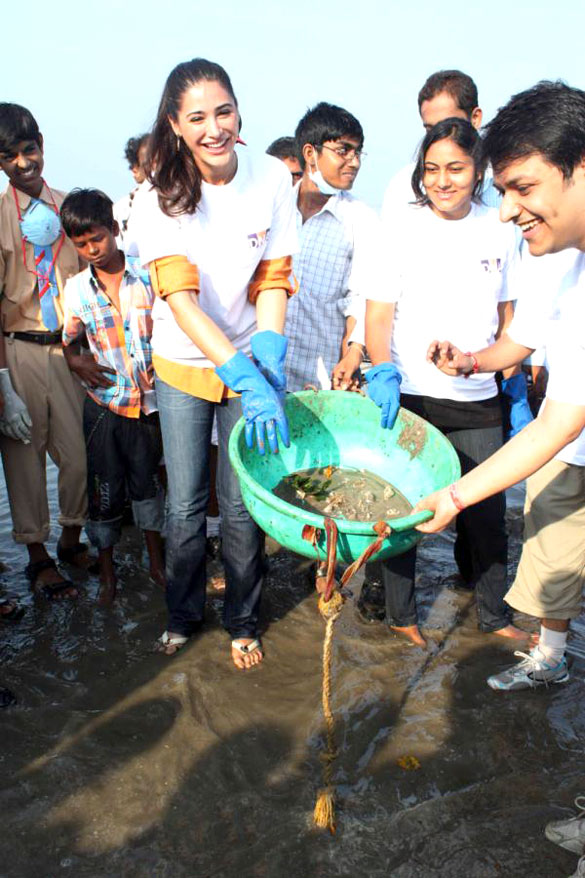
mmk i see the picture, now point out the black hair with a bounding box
[294,102,363,169]
[0,103,41,153]
[149,58,238,217]
[60,188,115,238]
[417,70,479,118]
[124,133,150,169]
[484,80,585,179]
[266,136,296,160]
[411,117,486,204]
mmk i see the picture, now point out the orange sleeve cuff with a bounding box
[248,256,296,304]
[150,255,200,299]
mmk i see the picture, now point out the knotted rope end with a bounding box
[313,787,336,833]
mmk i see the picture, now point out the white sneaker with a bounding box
[568,853,585,878]
[487,648,569,691]
[545,796,585,854]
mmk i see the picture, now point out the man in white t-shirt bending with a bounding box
[417,82,585,699]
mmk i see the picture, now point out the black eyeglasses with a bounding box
[319,143,366,161]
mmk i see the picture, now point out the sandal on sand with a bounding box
[0,599,25,622]
[25,559,77,601]
[231,638,262,656]
[231,638,263,669]
[57,541,99,574]
[154,630,189,655]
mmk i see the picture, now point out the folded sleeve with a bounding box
[150,255,200,300]
[247,255,295,303]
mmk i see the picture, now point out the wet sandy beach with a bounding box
[1,469,584,878]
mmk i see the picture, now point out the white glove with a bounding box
[0,369,32,444]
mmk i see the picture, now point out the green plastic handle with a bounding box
[389,509,434,532]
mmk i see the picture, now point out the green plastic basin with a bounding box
[228,390,460,563]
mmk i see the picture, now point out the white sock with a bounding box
[537,625,567,664]
[206,515,221,538]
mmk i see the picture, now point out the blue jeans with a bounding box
[156,376,263,638]
[380,423,510,633]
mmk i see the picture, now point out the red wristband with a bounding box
[463,352,479,379]
[449,483,466,511]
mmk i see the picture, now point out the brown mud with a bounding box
[1,471,584,878]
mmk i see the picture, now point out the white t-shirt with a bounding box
[369,202,518,401]
[132,149,297,368]
[508,248,585,466]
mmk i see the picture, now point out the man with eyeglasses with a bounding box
[284,102,384,393]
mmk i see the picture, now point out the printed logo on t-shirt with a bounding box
[248,230,269,249]
[480,258,502,273]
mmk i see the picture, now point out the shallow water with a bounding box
[1,470,584,878]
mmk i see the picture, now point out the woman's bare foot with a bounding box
[491,624,534,641]
[231,638,264,670]
[389,624,427,647]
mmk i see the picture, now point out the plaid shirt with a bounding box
[62,260,156,417]
[285,189,378,392]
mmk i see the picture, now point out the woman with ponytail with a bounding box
[134,58,297,668]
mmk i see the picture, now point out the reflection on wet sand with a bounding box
[2,468,584,877]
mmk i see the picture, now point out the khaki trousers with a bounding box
[505,458,585,620]
[0,338,87,544]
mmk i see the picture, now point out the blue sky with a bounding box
[2,0,585,208]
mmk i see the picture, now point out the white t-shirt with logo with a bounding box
[508,248,585,466]
[369,202,518,401]
[133,149,297,369]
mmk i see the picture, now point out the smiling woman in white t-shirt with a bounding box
[364,117,529,647]
[133,59,297,668]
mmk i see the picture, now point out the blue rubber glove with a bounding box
[250,330,288,399]
[216,351,290,455]
[365,362,402,429]
[501,373,533,440]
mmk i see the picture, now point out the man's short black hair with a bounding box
[294,102,363,169]
[484,80,585,179]
[0,103,41,153]
[60,188,115,238]
[417,70,479,118]
[124,133,150,169]
[266,136,296,160]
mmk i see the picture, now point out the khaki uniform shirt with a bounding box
[0,183,80,332]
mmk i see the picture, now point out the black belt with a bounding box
[5,331,63,346]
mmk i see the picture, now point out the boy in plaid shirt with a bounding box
[61,189,165,605]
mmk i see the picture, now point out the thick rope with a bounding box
[311,520,391,832]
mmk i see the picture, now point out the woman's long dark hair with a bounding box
[410,117,486,206]
[149,58,238,217]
